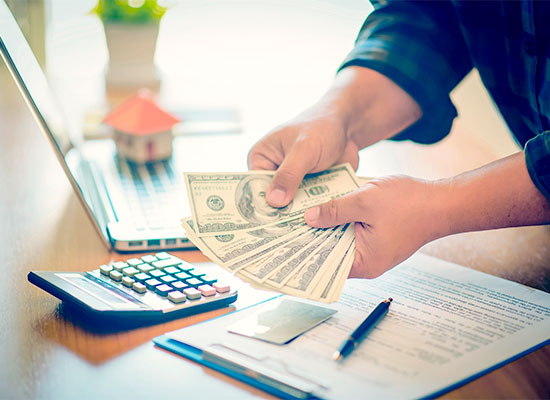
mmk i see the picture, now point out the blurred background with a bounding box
[4,0,520,178]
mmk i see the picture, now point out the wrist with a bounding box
[424,178,455,242]
[328,66,422,148]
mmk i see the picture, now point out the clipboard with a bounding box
[154,334,319,399]
[153,254,550,400]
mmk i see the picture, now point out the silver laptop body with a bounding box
[0,1,200,252]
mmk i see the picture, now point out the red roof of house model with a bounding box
[104,91,180,136]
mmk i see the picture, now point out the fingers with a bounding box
[304,188,364,228]
[266,141,317,207]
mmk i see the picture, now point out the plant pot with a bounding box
[103,22,161,90]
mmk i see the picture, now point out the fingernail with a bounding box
[268,189,286,207]
[304,207,320,224]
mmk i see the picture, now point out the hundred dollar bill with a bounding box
[310,235,355,302]
[237,227,333,284]
[181,217,309,267]
[262,227,339,289]
[184,163,360,237]
[281,224,353,299]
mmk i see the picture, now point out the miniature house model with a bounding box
[104,91,180,163]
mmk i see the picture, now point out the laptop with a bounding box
[0,1,246,252]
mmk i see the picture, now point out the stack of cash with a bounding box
[182,164,365,303]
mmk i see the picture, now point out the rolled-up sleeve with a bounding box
[338,0,472,144]
[525,131,550,200]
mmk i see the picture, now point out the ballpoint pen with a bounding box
[333,297,393,361]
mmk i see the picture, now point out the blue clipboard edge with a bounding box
[153,294,317,400]
[153,292,549,400]
[153,335,313,400]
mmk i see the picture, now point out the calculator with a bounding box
[28,252,238,322]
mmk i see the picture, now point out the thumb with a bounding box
[267,145,315,207]
[304,190,363,228]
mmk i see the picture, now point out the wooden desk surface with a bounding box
[1,2,549,398]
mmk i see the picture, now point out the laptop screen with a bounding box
[0,0,110,248]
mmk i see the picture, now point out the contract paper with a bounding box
[167,253,550,399]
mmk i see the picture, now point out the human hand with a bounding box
[304,175,449,278]
[247,103,360,207]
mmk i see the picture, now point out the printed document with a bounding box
[167,253,550,399]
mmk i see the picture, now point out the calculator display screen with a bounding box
[57,273,142,309]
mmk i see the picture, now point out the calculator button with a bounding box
[149,269,165,278]
[160,275,176,284]
[109,270,123,282]
[152,259,181,269]
[164,266,181,275]
[185,277,203,287]
[175,271,192,280]
[112,261,127,272]
[99,265,112,276]
[156,284,173,297]
[137,264,154,273]
[126,258,142,267]
[141,255,157,263]
[213,283,231,293]
[144,278,162,290]
[171,281,188,290]
[198,285,216,297]
[122,276,135,288]
[178,262,195,272]
[122,266,140,277]
[132,282,147,293]
[183,288,201,300]
[200,274,218,284]
[134,272,151,281]
[168,291,186,304]
[155,252,171,260]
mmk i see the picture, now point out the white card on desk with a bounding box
[164,253,550,399]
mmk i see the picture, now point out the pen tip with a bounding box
[387,297,393,303]
[332,352,342,361]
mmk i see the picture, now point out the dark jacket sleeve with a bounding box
[525,131,550,200]
[338,0,472,144]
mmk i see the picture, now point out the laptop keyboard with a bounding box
[115,157,185,230]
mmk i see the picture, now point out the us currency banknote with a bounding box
[181,168,370,302]
[182,217,310,268]
[280,224,352,299]
[185,164,360,237]
[237,227,333,284]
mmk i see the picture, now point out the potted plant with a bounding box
[93,0,167,89]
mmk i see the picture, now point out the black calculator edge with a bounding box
[28,271,238,323]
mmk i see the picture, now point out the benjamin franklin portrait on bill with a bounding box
[236,175,293,226]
